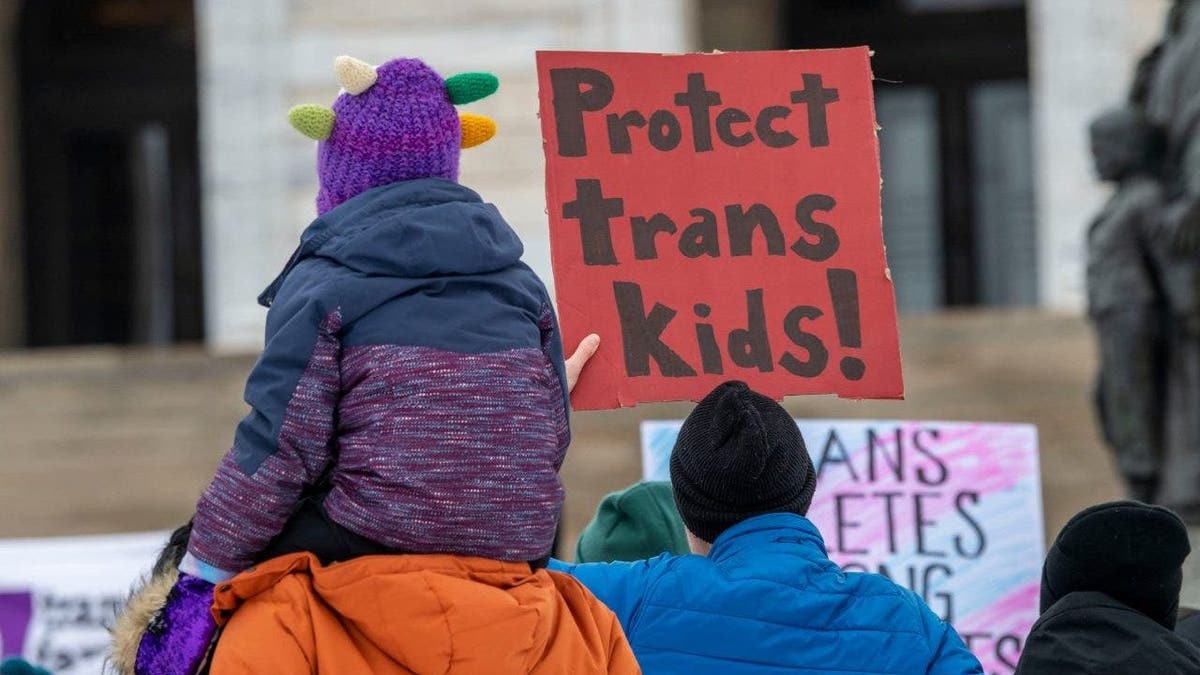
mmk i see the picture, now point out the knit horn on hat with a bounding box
[287,56,499,215]
[670,381,816,543]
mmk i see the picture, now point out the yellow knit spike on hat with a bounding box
[460,113,496,149]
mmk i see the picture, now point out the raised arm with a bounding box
[183,302,342,582]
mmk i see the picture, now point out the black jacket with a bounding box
[1179,608,1200,646]
[1017,591,1200,674]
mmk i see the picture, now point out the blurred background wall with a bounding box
[1029,0,1169,309]
[0,0,1171,352]
[195,0,696,348]
[0,0,1183,563]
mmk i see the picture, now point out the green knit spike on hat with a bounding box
[445,72,499,105]
[575,482,690,563]
[288,104,335,141]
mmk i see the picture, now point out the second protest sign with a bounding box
[641,420,1044,674]
[537,48,902,409]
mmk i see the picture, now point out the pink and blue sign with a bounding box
[641,419,1043,674]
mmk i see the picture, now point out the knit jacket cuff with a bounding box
[179,552,236,584]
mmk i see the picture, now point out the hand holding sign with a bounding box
[566,333,601,394]
[538,49,902,409]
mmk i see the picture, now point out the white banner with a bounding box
[0,531,168,674]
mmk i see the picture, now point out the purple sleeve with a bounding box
[186,310,343,576]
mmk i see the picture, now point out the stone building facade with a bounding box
[0,0,1176,350]
[196,0,694,348]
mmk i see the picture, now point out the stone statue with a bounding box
[1091,0,1200,517]
[1147,0,1200,259]
[1087,108,1165,503]
[1148,0,1200,519]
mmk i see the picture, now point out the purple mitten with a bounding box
[135,573,218,675]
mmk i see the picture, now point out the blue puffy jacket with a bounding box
[551,513,983,674]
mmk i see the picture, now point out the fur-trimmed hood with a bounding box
[109,523,197,675]
[110,565,180,675]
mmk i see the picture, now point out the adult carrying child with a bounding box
[111,54,628,675]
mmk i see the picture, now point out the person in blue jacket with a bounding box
[551,380,983,674]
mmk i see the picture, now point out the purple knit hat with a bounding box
[288,56,498,215]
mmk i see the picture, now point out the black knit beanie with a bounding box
[1041,500,1190,629]
[670,381,816,543]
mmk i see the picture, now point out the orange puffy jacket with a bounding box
[208,552,640,674]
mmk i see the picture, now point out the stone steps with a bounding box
[0,311,1120,559]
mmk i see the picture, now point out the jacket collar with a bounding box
[257,178,500,307]
[213,551,539,623]
[707,512,828,561]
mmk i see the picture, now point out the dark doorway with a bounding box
[784,0,1034,310]
[18,0,203,346]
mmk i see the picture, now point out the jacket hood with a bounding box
[213,552,596,673]
[1180,608,1200,646]
[109,522,194,675]
[1018,591,1200,674]
[259,178,524,307]
[109,565,179,675]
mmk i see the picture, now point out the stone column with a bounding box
[0,0,22,348]
[1028,0,1169,310]
[195,0,293,350]
[198,0,700,350]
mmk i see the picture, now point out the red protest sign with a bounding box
[537,48,902,410]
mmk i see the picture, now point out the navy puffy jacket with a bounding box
[186,178,568,580]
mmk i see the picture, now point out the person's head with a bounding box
[669,381,816,553]
[1089,107,1163,181]
[288,56,499,215]
[574,482,690,563]
[1041,501,1191,629]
